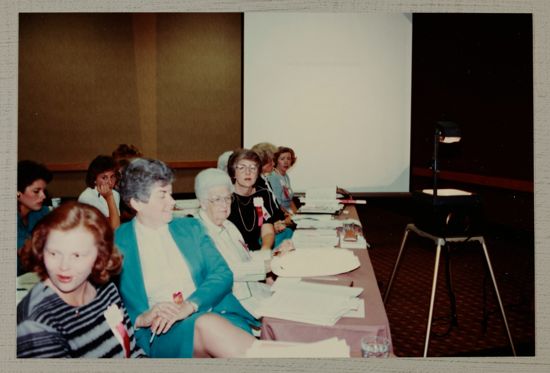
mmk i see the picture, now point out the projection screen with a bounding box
[244,13,412,193]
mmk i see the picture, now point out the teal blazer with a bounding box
[115,217,259,357]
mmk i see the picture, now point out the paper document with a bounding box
[343,298,365,318]
[256,278,363,325]
[299,188,342,214]
[244,337,350,358]
[233,282,252,300]
[292,229,339,249]
[293,214,343,229]
[256,286,360,325]
[271,278,363,298]
[237,282,273,319]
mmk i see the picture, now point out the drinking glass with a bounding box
[361,335,390,358]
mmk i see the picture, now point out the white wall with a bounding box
[244,13,412,192]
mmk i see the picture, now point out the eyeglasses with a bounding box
[208,195,233,205]
[235,164,258,173]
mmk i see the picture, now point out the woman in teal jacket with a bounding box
[115,158,258,358]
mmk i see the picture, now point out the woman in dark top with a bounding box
[227,149,292,252]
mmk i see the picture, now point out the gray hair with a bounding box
[119,158,174,205]
[217,151,233,173]
[194,168,234,203]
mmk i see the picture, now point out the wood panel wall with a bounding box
[18,13,242,197]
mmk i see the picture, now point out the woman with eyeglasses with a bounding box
[227,149,293,252]
[114,158,258,358]
[194,168,272,314]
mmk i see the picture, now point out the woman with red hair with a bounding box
[17,201,144,358]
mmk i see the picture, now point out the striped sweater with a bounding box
[17,281,145,358]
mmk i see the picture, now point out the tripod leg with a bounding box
[424,242,442,358]
[480,238,517,356]
[384,226,411,304]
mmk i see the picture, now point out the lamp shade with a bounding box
[435,121,461,143]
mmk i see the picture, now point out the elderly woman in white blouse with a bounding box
[195,168,271,276]
[194,169,294,310]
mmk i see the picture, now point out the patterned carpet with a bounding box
[356,199,535,357]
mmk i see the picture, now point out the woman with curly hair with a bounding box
[17,201,144,358]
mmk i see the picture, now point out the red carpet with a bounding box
[357,201,534,357]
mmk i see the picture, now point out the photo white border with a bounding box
[2,1,549,372]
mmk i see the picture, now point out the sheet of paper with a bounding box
[233,282,252,300]
[272,278,363,298]
[292,229,339,249]
[244,337,350,358]
[256,287,359,325]
[343,298,365,318]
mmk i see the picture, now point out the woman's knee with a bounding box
[194,313,223,337]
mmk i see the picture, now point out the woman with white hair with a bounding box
[216,150,233,173]
[115,158,258,358]
[195,168,272,277]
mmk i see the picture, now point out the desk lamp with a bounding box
[432,121,461,197]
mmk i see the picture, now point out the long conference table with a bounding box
[260,205,393,357]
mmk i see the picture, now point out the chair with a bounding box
[383,191,516,357]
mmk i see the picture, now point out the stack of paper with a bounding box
[292,214,344,229]
[244,337,350,358]
[298,200,343,214]
[270,248,360,277]
[291,229,339,249]
[255,279,363,326]
[298,186,342,214]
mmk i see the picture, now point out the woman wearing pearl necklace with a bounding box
[227,149,292,252]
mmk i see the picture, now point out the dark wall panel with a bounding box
[410,13,533,181]
[410,13,533,230]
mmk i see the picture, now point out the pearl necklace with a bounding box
[235,193,256,232]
